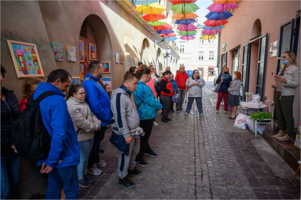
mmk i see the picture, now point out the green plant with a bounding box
[250,112,273,122]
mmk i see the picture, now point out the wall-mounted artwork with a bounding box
[102,77,112,89]
[7,40,45,78]
[71,77,80,85]
[80,57,89,80]
[66,45,76,62]
[50,42,63,61]
[79,40,84,62]
[115,53,119,64]
[120,54,125,64]
[101,61,110,74]
[89,43,96,60]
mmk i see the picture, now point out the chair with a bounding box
[237,92,253,116]
[254,100,274,137]
[291,161,301,183]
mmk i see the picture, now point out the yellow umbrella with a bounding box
[136,3,165,14]
[201,35,217,40]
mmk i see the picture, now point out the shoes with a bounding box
[216,110,219,114]
[136,160,148,167]
[153,121,158,126]
[161,118,168,123]
[170,110,175,113]
[79,178,91,188]
[98,148,104,154]
[119,177,135,188]
[84,174,94,183]
[179,107,183,111]
[223,111,227,114]
[166,118,172,121]
[229,116,236,120]
[272,130,285,138]
[88,165,102,175]
[276,134,292,142]
[185,112,189,115]
[97,160,107,168]
[128,167,142,176]
[145,150,157,158]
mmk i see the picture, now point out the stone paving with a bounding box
[79,81,300,199]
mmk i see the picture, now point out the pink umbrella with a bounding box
[207,3,238,12]
[202,29,220,35]
[180,35,195,40]
[204,19,228,27]
[178,24,197,31]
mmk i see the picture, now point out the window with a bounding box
[208,67,214,76]
[80,21,87,38]
[180,45,184,53]
[209,51,214,60]
[199,39,204,44]
[209,40,214,44]
[199,51,204,60]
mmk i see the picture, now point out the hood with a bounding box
[67,96,85,106]
[33,82,65,100]
[112,87,128,99]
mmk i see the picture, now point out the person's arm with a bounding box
[174,82,178,91]
[228,81,241,92]
[216,75,221,84]
[223,76,232,85]
[92,113,101,130]
[160,79,171,94]
[186,78,193,88]
[284,68,300,88]
[1,132,13,148]
[198,78,206,87]
[135,86,163,110]
[114,95,130,139]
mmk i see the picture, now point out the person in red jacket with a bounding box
[175,65,188,111]
[19,77,42,112]
[160,70,174,123]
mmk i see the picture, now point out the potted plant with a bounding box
[250,111,273,122]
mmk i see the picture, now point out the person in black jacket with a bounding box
[215,67,232,114]
[1,65,21,199]
[160,70,174,123]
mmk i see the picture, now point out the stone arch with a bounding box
[251,19,262,38]
[141,38,151,65]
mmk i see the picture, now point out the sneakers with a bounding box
[97,160,107,168]
[84,174,94,183]
[166,118,172,121]
[161,118,168,123]
[79,178,91,188]
[119,177,135,188]
[145,150,157,158]
[88,165,102,175]
[128,167,142,176]
[136,160,148,167]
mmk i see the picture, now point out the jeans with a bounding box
[186,97,203,114]
[136,118,154,161]
[176,89,186,109]
[88,126,106,169]
[45,166,79,199]
[77,139,94,180]
[216,92,229,111]
[1,153,20,199]
[160,95,172,119]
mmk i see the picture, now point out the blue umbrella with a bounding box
[163,37,177,41]
[175,19,196,25]
[130,0,158,5]
[205,11,233,20]
[157,30,174,34]
[203,25,224,29]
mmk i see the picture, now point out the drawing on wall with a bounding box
[120,54,125,64]
[101,61,110,74]
[79,40,84,62]
[7,40,45,78]
[71,77,80,85]
[66,45,76,62]
[115,53,119,64]
[102,77,112,89]
[50,42,63,61]
[89,43,96,60]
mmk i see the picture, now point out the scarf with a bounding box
[120,84,132,95]
[222,73,230,80]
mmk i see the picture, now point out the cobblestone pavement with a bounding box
[79,81,300,199]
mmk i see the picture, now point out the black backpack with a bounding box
[11,91,56,162]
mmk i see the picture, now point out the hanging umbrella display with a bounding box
[157,30,174,34]
[203,25,224,29]
[201,29,220,35]
[142,14,166,22]
[153,24,173,30]
[168,0,197,5]
[177,24,197,31]
[212,0,239,3]
[175,19,196,25]
[205,11,233,20]
[179,34,196,36]
[207,3,238,12]
[148,21,167,26]
[204,19,228,27]
[131,0,158,6]
[178,30,197,35]
[171,3,199,14]
[160,33,177,37]
[172,13,198,20]
[180,35,195,40]
[163,37,177,41]
[201,35,217,40]
[136,3,165,14]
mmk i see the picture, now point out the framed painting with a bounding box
[101,61,110,74]
[66,45,76,62]
[79,40,84,62]
[115,53,119,64]
[102,77,112,89]
[89,43,96,60]
[7,40,45,78]
[120,54,124,64]
[71,77,80,85]
[50,42,63,61]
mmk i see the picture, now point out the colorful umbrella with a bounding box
[201,35,217,40]
[160,33,177,37]
[205,11,233,20]
[201,29,220,35]
[207,3,238,12]
[203,25,224,29]
[148,21,167,26]
[171,3,200,14]
[172,13,198,20]
[177,24,197,31]
[142,14,166,22]
[175,19,196,25]
[179,34,196,36]
[131,0,158,5]
[136,3,165,14]
[157,30,174,34]
[204,19,228,27]
[168,0,197,5]
[178,31,197,35]
[153,24,173,30]
[163,37,177,41]
[180,35,195,40]
[212,0,239,3]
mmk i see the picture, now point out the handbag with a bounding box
[214,82,221,93]
[239,85,243,96]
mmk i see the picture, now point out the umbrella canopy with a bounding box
[172,13,198,20]
[148,21,167,26]
[160,33,177,37]
[143,14,166,22]
[171,3,199,14]
[163,37,177,41]
[204,19,228,27]
[212,0,239,3]
[179,34,196,36]
[153,24,173,30]
[180,35,195,40]
[131,0,158,5]
[207,3,238,12]
[175,19,196,25]
[157,30,174,34]
[201,35,217,40]
[136,3,165,14]
[201,29,220,35]
[168,0,197,4]
[205,11,233,20]
[203,25,224,29]
[177,24,197,31]
[178,31,197,35]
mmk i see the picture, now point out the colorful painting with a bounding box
[89,43,96,60]
[101,61,110,74]
[79,40,84,62]
[115,53,120,64]
[102,77,112,89]
[120,54,125,64]
[7,40,44,78]
[71,77,80,85]
[80,57,89,80]
[66,45,76,62]
[50,42,63,61]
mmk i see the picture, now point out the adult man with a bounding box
[111,72,142,188]
[82,61,112,175]
[34,69,79,199]
[160,70,174,122]
[175,65,188,111]
[138,61,143,69]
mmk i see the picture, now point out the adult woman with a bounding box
[272,51,300,142]
[185,70,205,115]
[215,67,232,114]
[228,71,241,119]
[19,77,42,112]
[129,66,138,74]
[103,84,112,99]
[133,68,162,166]
[1,65,21,199]
[169,73,178,112]
[66,84,101,187]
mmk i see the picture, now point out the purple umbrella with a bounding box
[207,3,238,12]
[202,29,220,35]
[180,35,195,40]
[178,24,197,31]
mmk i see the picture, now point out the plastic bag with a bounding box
[257,124,265,134]
[172,93,179,103]
[251,94,261,103]
[234,113,246,129]
[245,116,254,132]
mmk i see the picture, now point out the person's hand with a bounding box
[272,82,278,88]
[96,126,100,131]
[158,109,162,113]
[279,77,287,83]
[11,144,18,153]
[125,136,132,144]
[40,162,53,174]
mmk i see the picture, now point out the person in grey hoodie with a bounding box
[110,72,143,188]
[185,70,206,115]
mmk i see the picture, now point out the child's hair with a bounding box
[129,66,137,73]
[21,77,42,99]
[66,84,84,100]
[135,68,151,79]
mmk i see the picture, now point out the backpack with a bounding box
[156,80,162,96]
[11,91,57,162]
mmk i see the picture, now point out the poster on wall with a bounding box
[120,54,125,64]
[101,61,110,74]
[269,41,278,57]
[89,43,96,60]
[102,77,112,89]
[50,42,63,61]
[7,40,45,78]
[80,57,89,80]
[79,40,84,62]
[134,57,138,67]
[71,77,80,85]
[66,45,76,62]
[115,53,120,64]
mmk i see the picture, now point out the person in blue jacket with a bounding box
[33,69,80,199]
[133,68,162,166]
[215,67,232,114]
[169,73,178,112]
[82,61,112,175]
